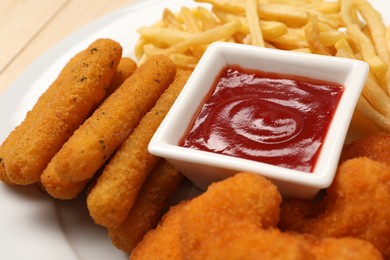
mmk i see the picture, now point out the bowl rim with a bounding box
[149,42,369,190]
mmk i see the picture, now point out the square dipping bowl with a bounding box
[149,42,369,199]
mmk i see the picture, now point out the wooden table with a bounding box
[0,0,139,94]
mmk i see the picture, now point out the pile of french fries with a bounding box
[134,0,390,134]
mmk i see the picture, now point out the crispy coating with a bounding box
[130,200,189,260]
[108,159,183,253]
[0,38,122,185]
[301,234,383,260]
[105,57,137,97]
[40,55,176,199]
[280,157,390,259]
[87,70,191,227]
[181,226,382,260]
[131,172,382,259]
[340,132,390,165]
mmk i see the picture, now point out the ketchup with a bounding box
[180,65,344,172]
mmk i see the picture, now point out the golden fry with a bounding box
[108,159,183,253]
[0,39,122,185]
[163,19,241,55]
[137,27,192,46]
[304,15,333,55]
[40,55,176,199]
[355,0,389,64]
[245,0,264,47]
[87,70,191,228]
[179,7,202,33]
[137,0,389,137]
[162,8,182,29]
[357,96,390,132]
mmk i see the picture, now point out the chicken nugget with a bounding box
[132,172,382,259]
[130,200,189,260]
[340,132,390,165]
[131,172,281,259]
[108,159,183,254]
[280,157,390,258]
[40,55,176,199]
[0,38,122,185]
[87,70,191,227]
[182,225,382,260]
[304,235,383,260]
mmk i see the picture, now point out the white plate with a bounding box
[0,0,388,259]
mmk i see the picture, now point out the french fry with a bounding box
[357,96,390,132]
[355,0,389,64]
[386,27,390,57]
[137,27,192,46]
[304,15,333,55]
[340,0,388,79]
[179,7,202,33]
[160,19,241,55]
[245,0,264,47]
[268,28,308,50]
[319,30,344,47]
[162,8,183,29]
[196,6,220,30]
[213,9,287,39]
[169,53,199,70]
[134,0,390,138]
[362,74,390,117]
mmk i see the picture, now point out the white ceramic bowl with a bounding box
[148,42,369,199]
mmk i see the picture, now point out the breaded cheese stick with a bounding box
[0,38,122,185]
[40,55,176,199]
[108,159,183,253]
[87,70,191,228]
[105,57,137,97]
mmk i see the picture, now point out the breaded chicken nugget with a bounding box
[105,57,137,97]
[108,159,183,253]
[181,225,382,260]
[280,157,390,259]
[0,38,122,185]
[130,200,189,260]
[340,132,390,165]
[132,172,382,259]
[304,235,383,260]
[87,70,191,227]
[40,55,176,199]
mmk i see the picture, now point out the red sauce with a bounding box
[180,65,344,172]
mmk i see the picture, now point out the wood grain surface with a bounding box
[0,0,139,94]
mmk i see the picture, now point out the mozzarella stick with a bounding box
[40,55,176,199]
[105,57,137,97]
[108,159,183,254]
[87,70,191,228]
[0,38,122,185]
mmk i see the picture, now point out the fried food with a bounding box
[130,200,189,260]
[279,157,390,259]
[131,172,281,259]
[135,0,390,133]
[87,69,191,227]
[105,57,137,97]
[340,132,390,165]
[40,55,176,199]
[108,159,183,254]
[0,38,122,185]
[131,172,382,259]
